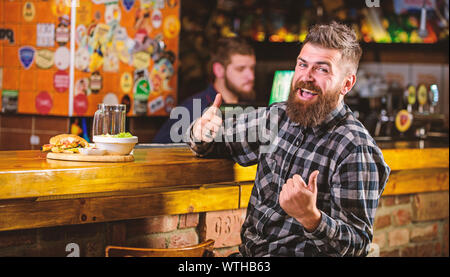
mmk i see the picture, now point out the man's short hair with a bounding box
[208,37,255,81]
[303,21,362,74]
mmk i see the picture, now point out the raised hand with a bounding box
[192,93,223,143]
[279,170,322,232]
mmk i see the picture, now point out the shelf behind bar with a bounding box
[251,40,449,61]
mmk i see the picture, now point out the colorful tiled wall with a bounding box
[0,0,180,117]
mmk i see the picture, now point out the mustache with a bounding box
[293,81,323,95]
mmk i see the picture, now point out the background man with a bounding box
[187,22,390,257]
[152,37,256,143]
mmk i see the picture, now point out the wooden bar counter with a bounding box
[0,143,448,232]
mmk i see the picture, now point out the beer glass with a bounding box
[92,104,126,139]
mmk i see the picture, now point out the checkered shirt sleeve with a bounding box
[186,102,390,256]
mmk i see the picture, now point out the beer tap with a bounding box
[417,84,428,113]
[428,84,439,114]
[418,0,429,38]
[405,84,416,113]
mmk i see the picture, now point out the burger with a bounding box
[42,134,89,153]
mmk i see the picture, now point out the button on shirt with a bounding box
[187,101,390,257]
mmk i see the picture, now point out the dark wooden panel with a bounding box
[0,185,240,231]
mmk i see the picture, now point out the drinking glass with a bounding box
[92,104,126,139]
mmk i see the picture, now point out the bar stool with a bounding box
[105,239,215,257]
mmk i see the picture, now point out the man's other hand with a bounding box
[279,170,322,232]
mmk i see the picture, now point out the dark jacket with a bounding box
[152,85,218,143]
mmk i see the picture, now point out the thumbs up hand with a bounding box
[192,93,223,143]
[279,170,322,232]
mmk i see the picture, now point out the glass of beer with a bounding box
[92,104,126,139]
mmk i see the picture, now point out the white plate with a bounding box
[93,135,138,144]
[93,135,138,155]
[78,148,107,156]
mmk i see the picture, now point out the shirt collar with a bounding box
[312,101,349,135]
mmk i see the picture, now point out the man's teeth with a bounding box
[300,89,318,96]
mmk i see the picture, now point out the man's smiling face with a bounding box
[292,42,345,104]
[287,42,354,127]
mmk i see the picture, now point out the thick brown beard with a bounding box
[286,80,340,127]
[224,73,255,102]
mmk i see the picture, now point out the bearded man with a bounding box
[186,22,390,257]
[152,37,256,143]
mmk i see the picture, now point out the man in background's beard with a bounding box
[225,73,255,102]
[286,80,340,127]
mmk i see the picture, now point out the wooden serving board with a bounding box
[46,152,134,162]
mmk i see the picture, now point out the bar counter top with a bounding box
[0,147,239,200]
[0,144,448,231]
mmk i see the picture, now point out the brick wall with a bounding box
[0,114,69,150]
[373,191,449,257]
[0,192,448,257]
[0,210,246,257]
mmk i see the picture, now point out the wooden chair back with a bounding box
[105,239,215,257]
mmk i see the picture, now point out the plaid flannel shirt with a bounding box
[187,101,390,257]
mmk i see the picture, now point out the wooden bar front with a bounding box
[0,146,448,232]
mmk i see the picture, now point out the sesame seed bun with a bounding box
[49,134,88,148]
